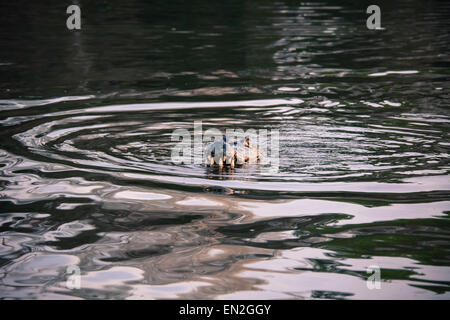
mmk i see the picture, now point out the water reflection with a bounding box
[0,0,449,299]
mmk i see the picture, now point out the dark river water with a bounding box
[1,0,449,299]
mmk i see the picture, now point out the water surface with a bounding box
[0,0,449,299]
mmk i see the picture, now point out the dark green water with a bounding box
[0,0,449,299]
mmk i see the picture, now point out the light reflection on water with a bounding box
[0,0,450,299]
